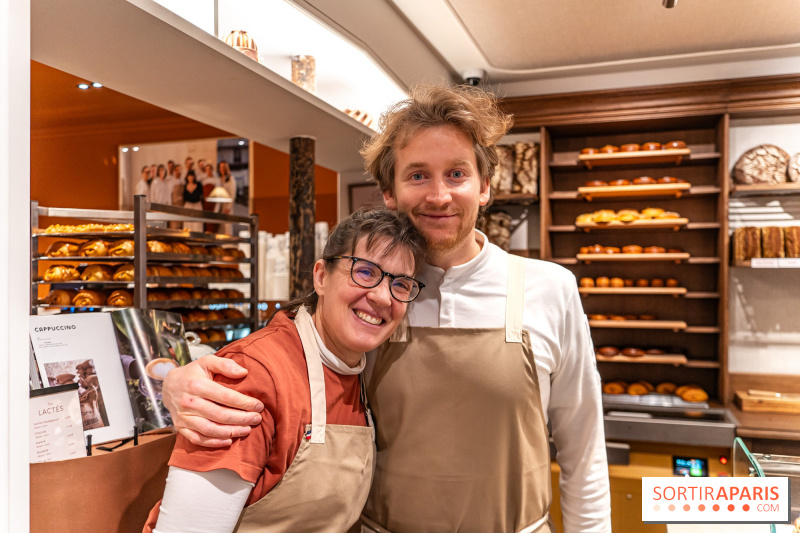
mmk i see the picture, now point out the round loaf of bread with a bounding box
[620,143,640,152]
[597,346,620,356]
[663,140,686,150]
[581,147,599,155]
[579,277,595,288]
[608,179,630,186]
[642,142,661,151]
[622,348,644,357]
[633,176,656,185]
[622,245,643,254]
[599,145,619,154]
[596,276,610,288]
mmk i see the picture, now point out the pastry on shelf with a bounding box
[185,310,207,323]
[640,207,665,219]
[663,140,686,150]
[147,265,174,277]
[599,145,619,153]
[650,278,664,287]
[580,147,599,155]
[171,265,195,277]
[206,329,227,342]
[785,226,800,258]
[191,289,210,300]
[665,278,679,287]
[72,289,106,306]
[43,289,77,306]
[635,279,649,287]
[610,277,624,288]
[596,346,619,356]
[107,290,133,307]
[608,315,626,321]
[656,382,677,394]
[587,314,607,320]
[147,240,173,253]
[616,210,639,223]
[210,289,228,299]
[602,381,627,395]
[579,277,595,288]
[207,246,226,256]
[733,144,790,185]
[666,248,683,253]
[641,142,661,151]
[45,241,79,257]
[576,213,595,224]
[171,242,191,255]
[190,245,209,255]
[147,291,169,301]
[78,239,109,257]
[643,246,666,254]
[621,348,644,357]
[603,247,621,254]
[583,180,607,187]
[677,386,708,403]
[80,264,114,281]
[595,277,610,288]
[657,176,685,184]
[113,264,135,281]
[620,143,640,152]
[108,239,134,256]
[192,330,209,343]
[221,308,245,319]
[171,289,194,301]
[645,348,666,355]
[658,211,681,219]
[733,227,761,262]
[638,314,656,320]
[608,179,630,186]
[761,227,785,258]
[622,245,643,254]
[632,176,656,185]
[205,310,222,321]
[628,381,654,395]
[226,289,245,299]
[43,264,80,281]
[194,266,214,277]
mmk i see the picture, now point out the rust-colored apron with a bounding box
[236,306,376,532]
[362,255,553,533]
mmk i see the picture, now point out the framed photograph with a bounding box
[348,183,385,214]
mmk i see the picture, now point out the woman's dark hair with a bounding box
[185,170,197,183]
[280,208,427,317]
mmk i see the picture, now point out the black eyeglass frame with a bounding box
[328,255,425,303]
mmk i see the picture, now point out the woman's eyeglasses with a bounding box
[329,256,424,303]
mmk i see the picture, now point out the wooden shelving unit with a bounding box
[730,182,800,197]
[579,148,691,169]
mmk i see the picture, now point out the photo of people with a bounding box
[43,359,109,431]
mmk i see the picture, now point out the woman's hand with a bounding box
[162,355,264,447]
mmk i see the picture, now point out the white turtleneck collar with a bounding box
[301,309,366,376]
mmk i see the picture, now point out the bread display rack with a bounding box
[31,196,259,349]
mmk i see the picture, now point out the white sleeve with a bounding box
[153,466,254,533]
[548,282,612,533]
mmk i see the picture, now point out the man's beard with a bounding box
[413,208,479,252]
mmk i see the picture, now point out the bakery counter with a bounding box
[729,405,800,442]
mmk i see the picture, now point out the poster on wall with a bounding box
[30,313,136,444]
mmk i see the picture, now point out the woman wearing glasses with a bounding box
[145,208,426,533]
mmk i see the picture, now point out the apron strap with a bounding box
[294,306,327,444]
[505,254,525,343]
[388,313,408,343]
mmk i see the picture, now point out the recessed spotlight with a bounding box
[122,147,129,153]
[77,83,90,90]
[132,147,139,152]
[92,82,103,88]
[238,140,245,146]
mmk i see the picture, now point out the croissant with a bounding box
[45,241,79,257]
[113,264,135,281]
[168,289,192,301]
[78,239,109,257]
[43,265,80,281]
[44,289,77,306]
[190,245,209,255]
[147,240,172,253]
[207,246,226,256]
[107,290,133,307]
[221,308,245,319]
[209,289,227,299]
[72,290,107,307]
[191,289,210,300]
[679,388,709,403]
[226,289,244,299]
[627,382,651,396]
[80,264,114,281]
[656,382,677,394]
[171,242,191,255]
[205,310,222,321]
[147,291,169,301]
[108,240,134,256]
[602,382,627,395]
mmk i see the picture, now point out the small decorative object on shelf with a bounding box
[291,54,316,94]
[789,152,800,182]
[477,211,512,251]
[733,144,790,185]
[222,30,260,62]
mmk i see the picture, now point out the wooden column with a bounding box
[289,136,316,298]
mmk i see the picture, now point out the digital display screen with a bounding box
[673,456,708,477]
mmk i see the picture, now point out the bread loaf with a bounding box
[761,227,785,258]
[733,227,761,262]
[733,145,789,185]
[784,227,800,258]
[46,241,79,257]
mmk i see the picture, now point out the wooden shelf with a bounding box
[732,258,800,268]
[596,353,688,365]
[491,193,538,205]
[579,149,692,169]
[577,252,690,263]
[575,218,689,231]
[549,185,721,202]
[579,287,687,296]
[731,182,800,197]
[685,360,721,369]
[684,292,721,299]
[683,326,721,334]
[686,257,720,264]
[588,319,687,330]
[578,183,691,201]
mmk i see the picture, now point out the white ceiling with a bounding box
[292,0,800,97]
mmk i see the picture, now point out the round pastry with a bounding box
[190,245,209,255]
[583,180,607,187]
[226,289,244,299]
[46,241,79,257]
[599,145,619,154]
[576,213,595,224]
[78,239,109,257]
[604,246,621,254]
[665,278,679,287]
[650,278,664,287]
[210,289,227,299]
[622,245,643,254]
[644,246,666,254]
[192,289,210,300]
[593,210,616,224]
[609,315,627,321]
[72,289,107,307]
[638,314,656,321]
[675,384,701,397]
[80,264,114,282]
[108,240,134,256]
[147,240,173,254]
[597,346,620,356]
[205,310,222,321]
[207,246,226,256]
[602,382,627,395]
[663,140,686,150]
[113,264,135,281]
[620,143,640,152]
[639,381,655,392]
[44,289,77,306]
[616,211,639,223]
[657,211,681,219]
[107,290,133,307]
[657,176,680,184]
[581,147,599,155]
[195,267,214,277]
[610,277,624,288]
[595,276,610,288]
[187,310,207,323]
[587,314,607,320]
[624,279,634,287]
[679,388,709,403]
[588,244,605,254]
[622,347,644,357]
[171,242,191,255]
[627,382,651,395]
[608,179,630,186]
[641,142,662,151]
[633,176,656,185]
[579,277,595,288]
[666,248,683,254]
[222,308,245,319]
[579,246,590,255]
[646,348,666,355]
[635,278,649,287]
[624,314,637,321]
[641,207,665,219]
[147,291,169,301]
[169,289,192,301]
[43,265,80,282]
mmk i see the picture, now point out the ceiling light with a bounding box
[238,140,245,146]
[132,147,139,152]
[92,82,103,88]
[77,83,90,90]
[122,147,129,153]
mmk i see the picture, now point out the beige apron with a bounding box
[362,255,553,533]
[236,307,376,533]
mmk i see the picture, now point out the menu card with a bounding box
[30,384,85,463]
